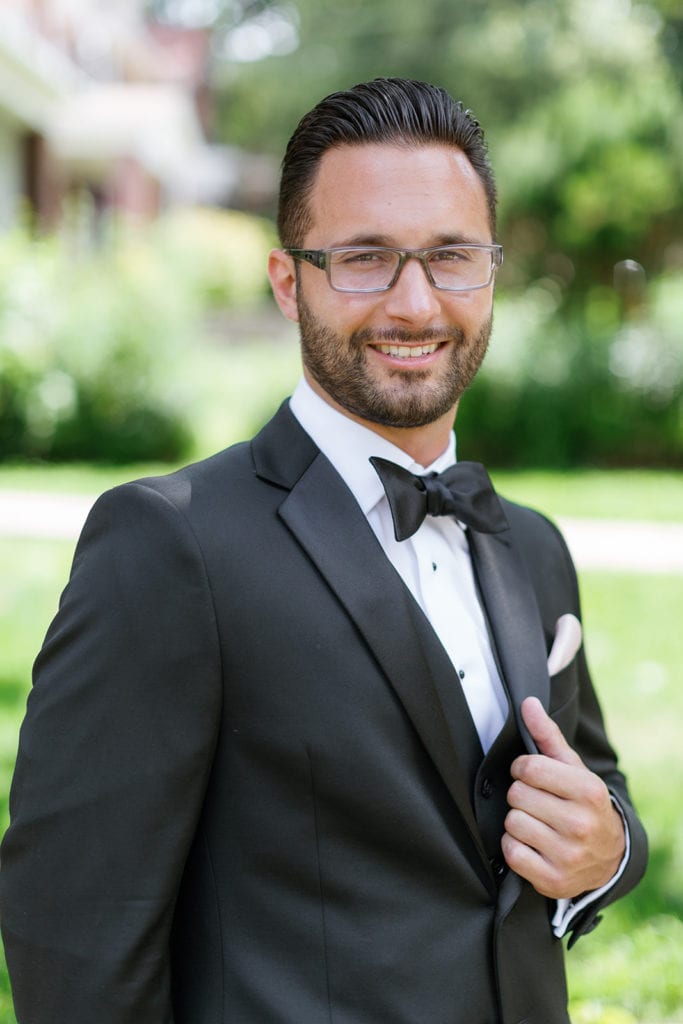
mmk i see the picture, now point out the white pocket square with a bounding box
[547,613,582,676]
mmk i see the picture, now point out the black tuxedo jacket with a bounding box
[0,402,647,1024]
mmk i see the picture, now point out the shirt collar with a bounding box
[289,377,457,517]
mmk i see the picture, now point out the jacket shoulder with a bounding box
[499,496,580,605]
[134,440,254,502]
[500,496,564,544]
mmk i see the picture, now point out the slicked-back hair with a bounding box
[277,77,497,248]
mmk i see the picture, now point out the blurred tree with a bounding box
[195,0,683,288]
[144,0,683,466]
[146,0,298,59]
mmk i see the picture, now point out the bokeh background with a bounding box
[0,1,681,1021]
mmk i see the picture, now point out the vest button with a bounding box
[481,777,494,799]
[489,857,506,878]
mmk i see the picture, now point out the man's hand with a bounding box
[501,697,626,899]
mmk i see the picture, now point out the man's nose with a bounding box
[382,256,442,324]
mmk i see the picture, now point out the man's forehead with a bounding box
[313,140,474,177]
[305,142,492,243]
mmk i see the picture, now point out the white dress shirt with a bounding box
[289,376,626,937]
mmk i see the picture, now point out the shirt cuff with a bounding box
[552,795,630,939]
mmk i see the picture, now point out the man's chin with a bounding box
[335,384,460,431]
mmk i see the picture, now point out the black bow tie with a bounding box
[369,456,509,542]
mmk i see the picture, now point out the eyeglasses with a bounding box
[286,244,503,293]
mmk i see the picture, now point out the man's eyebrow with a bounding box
[329,232,490,248]
[432,232,489,246]
[330,234,395,248]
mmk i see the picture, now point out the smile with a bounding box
[372,343,441,359]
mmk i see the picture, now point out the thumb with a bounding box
[520,696,583,767]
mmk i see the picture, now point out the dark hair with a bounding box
[277,77,497,247]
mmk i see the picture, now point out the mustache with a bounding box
[351,326,464,346]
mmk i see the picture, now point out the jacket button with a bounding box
[481,777,494,799]
[489,857,506,878]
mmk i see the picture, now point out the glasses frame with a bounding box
[286,244,503,293]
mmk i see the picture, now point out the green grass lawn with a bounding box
[566,572,683,1024]
[0,531,681,1021]
[2,461,682,527]
[0,538,77,1024]
[491,468,683,523]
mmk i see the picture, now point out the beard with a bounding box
[297,292,492,429]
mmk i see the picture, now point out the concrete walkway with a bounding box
[1,489,682,574]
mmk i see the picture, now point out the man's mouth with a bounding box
[372,342,441,359]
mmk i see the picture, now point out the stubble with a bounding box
[297,293,492,429]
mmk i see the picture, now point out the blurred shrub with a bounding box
[3,205,680,469]
[0,207,274,463]
[152,206,275,310]
[458,275,683,467]
[0,225,195,462]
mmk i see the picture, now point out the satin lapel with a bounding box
[273,455,493,892]
[467,529,550,755]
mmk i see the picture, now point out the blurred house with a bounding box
[0,0,253,229]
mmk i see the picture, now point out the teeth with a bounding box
[375,343,439,358]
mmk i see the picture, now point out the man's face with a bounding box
[274,143,496,430]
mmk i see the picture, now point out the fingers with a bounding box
[507,775,574,824]
[509,755,591,802]
[520,696,583,767]
[500,831,559,898]
[503,705,627,898]
[506,776,608,852]
[501,798,626,899]
[504,803,556,852]
[500,830,575,900]
[510,743,611,826]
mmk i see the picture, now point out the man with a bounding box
[1,78,647,1024]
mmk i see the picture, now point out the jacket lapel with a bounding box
[467,527,550,754]
[252,404,495,894]
[467,518,554,922]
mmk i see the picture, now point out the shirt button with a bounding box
[458,669,465,679]
[481,778,494,799]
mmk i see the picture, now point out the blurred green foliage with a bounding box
[5,0,683,467]
[201,0,683,469]
[214,0,683,290]
[0,207,274,462]
[154,206,276,310]
[459,275,683,466]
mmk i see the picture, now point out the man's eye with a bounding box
[339,251,390,265]
[431,248,470,263]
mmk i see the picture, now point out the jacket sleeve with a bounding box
[563,642,649,947]
[545,514,649,946]
[0,482,222,1024]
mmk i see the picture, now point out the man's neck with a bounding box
[304,372,457,467]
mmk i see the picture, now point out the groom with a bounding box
[1,78,647,1024]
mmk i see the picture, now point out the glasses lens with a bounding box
[328,249,400,291]
[428,247,493,290]
[325,246,496,292]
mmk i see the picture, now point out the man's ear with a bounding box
[268,249,299,322]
